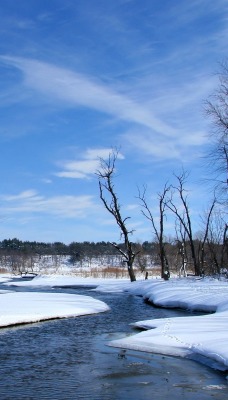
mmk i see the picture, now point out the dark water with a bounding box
[0,283,227,399]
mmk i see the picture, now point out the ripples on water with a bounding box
[0,286,227,399]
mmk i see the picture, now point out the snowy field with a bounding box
[1,274,228,372]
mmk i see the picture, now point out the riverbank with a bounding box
[1,275,228,372]
[110,278,228,372]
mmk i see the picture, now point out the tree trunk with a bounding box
[127,260,136,282]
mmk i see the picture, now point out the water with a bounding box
[0,284,227,399]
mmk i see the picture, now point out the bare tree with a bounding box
[197,199,216,273]
[96,150,138,282]
[138,183,171,279]
[166,170,217,276]
[166,170,200,275]
[205,61,228,203]
[207,208,228,274]
[175,220,188,277]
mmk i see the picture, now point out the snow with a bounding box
[3,274,130,289]
[0,290,109,327]
[0,275,12,283]
[1,274,228,371]
[111,278,228,371]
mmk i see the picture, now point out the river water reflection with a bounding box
[0,284,227,399]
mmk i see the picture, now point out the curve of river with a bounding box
[0,283,227,399]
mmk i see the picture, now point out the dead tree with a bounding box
[205,60,228,204]
[166,171,201,275]
[96,150,138,282]
[175,220,188,277]
[138,183,170,279]
[198,199,216,273]
[207,209,228,274]
[167,171,216,276]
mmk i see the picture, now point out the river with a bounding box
[0,283,227,399]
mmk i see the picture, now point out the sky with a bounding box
[0,0,227,244]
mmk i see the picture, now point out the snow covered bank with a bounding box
[0,291,109,327]
[2,275,228,371]
[109,279,228,371]
[0,275,12,284]
[3,274,131,289]
[123,278,228,312]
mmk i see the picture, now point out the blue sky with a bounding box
[0,0,227,244]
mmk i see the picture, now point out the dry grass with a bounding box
[69,266,161,279]
[0,267,8,274]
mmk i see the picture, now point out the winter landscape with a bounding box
[1,272,228,374]
[0,0,228,398]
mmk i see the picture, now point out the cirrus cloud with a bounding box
[55,147,124,179]
[0,190,96,218]
[0,55,178,138]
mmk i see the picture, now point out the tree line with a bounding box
[0,237,226,278]
[0,239,120,258]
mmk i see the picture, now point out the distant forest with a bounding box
[0,238,156,276]
[0,238,153,261]
[0,237,227,278]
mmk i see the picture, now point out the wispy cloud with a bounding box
[0,56,178,138]
[0,190,96,218]
[56,160,101,179]
[122,126,208,162]
[55,147,124,179]
[0,55,216,163]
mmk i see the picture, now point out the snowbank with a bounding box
[0,275,12,283]
[109,278,228,371]
[3,274,130,289]
[2,275,228,371]
[0,291,109,327]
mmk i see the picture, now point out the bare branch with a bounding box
[96,149,137,281]
[204,60,228,203]
[137,183,171,279]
